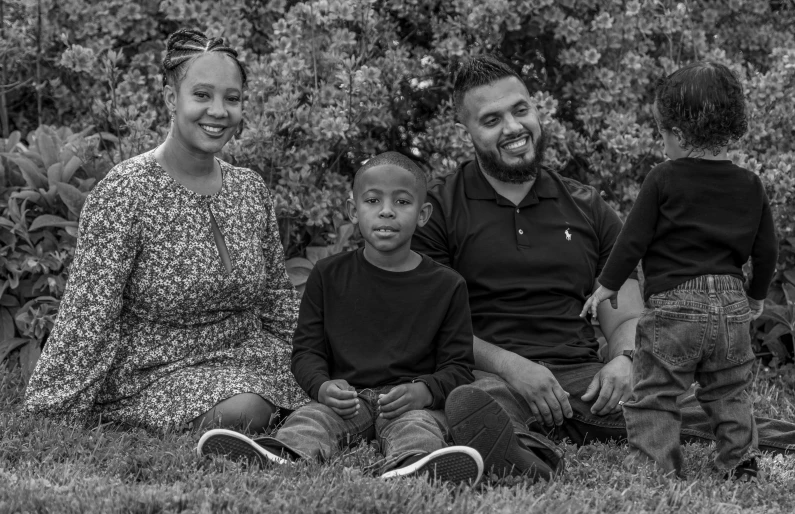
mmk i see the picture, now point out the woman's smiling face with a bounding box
[165,52,243,157]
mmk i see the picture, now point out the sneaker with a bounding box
[380,446,483,486]
[724,458,759,481]
[445,385,559,480]
[197,428,290,466]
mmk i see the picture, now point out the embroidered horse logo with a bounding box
[565,228,572,241]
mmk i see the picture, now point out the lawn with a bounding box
[2,365,795,514]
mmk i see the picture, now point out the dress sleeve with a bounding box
[258,186,301,345]
[414,278,475,410]
[598,168,662,291]
[24,173,140,426]
[290,265,330,400]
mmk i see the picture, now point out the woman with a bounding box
[25,29,308,432]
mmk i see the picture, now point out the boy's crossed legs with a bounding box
[198,387,483,486]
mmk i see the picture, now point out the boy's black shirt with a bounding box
[598,158,778,301]
[291,248,475,410]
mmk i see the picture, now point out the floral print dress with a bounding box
[24,151,309,430]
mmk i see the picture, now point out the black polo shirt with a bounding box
[412,160,625,364]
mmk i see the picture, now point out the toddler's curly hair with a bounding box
[654,61,747,155]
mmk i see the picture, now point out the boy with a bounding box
[198,152,483,485]
[581,62,777,479]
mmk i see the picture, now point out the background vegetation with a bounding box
[1,0,794,380]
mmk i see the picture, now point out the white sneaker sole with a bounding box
[380,446,484,486]
[197,428,288,466]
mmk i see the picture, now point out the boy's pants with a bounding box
[264,385,449,472]
[624,274,759,475]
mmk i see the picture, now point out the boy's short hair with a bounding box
[353,152,428,202]
[654,61,747,155]
[452,55,524,122]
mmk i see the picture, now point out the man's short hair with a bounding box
[453,55,524,121]
[353,151,428,201]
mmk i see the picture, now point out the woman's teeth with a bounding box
[201,125,223,134]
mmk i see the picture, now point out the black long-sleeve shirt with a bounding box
[291,248,474,410]
[599,158,777,301]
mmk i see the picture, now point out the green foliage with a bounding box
[1,0,795,370]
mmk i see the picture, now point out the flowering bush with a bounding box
[1,0,794,372]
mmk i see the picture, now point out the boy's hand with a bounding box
[748,297,765,321]
[580,285,618,321]
[318,379,359,419]
[377,382,432,420]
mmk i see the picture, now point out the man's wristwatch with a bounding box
[621,349,634,361]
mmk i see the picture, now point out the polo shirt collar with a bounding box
[462,159,559,206]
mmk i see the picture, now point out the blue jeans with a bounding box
[466,291,795,464]
[265,386,449,472]
[624,275,759,474]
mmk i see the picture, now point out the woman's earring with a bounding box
[170,110,175,122]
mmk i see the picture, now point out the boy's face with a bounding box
[346,164,432,259]
[653,101,690,160]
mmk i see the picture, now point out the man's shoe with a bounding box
[446,385,561,480]
[380,446,483,486]
[197,428,290,466]
[724,457,759,481]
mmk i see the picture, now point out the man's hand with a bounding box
[581,354,632,415]
[377,382,432,420]
[748,297,765,321]
[318,379,359,419]
[503,357,573,426]
[580,285,618,320]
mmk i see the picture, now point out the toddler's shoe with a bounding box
[724,457,759,482]
[445,385,562,481]
[380,446,483,486]
[197,428,292,466]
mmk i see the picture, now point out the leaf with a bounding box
[19,340,42,384]
[758,301,794,329]
[29,214,78,231]
[3,130,21,152]
[11,190,42,203]
[47,162,64,186]
[332,223,355,253]
[56,182,88,217]
[37,132,59,169]
[9,155,48,190]
[100,132,120,144]
[0,337,29,363]
[763,323,792,345]
[306,245,333,264]
[763,338,791,362]
[62,155,82,184]
[285,257,314,289]
[784,283,795,305]
[1,307,14,341]
[784,270,795,287]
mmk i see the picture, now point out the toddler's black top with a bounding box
[598,158,777,301]
[291,248,474,409]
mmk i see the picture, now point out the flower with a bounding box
[583,48,601,65]
[626,0,641,16]
[59,45,96,74]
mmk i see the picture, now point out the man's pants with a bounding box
[471,364,795,455]
[267,386,449,473]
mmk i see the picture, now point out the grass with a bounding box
[3,365,795,513]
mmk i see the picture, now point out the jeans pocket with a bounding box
[652,306,708,366]
[726,309,754,364]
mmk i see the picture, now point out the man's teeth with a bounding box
[505,138,527,150]
[201,125,223,133]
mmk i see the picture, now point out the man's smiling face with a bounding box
[456,76,546,184]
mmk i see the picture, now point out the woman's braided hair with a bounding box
[162,28,247,89]
[654,61,747,155]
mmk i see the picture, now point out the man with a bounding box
[412,54,794,476]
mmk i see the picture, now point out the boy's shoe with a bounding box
[445,385,563,481]
[724,458,759,481]
[379,446,484,486]
[197,428,291,466]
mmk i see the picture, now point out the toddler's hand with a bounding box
[318,379,359,419]
[748,297,765,321]
[377,382,432,420]
[580,285,618,321]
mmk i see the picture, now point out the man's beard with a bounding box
[474,128,547,184]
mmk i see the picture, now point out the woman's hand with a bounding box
[318,379,359,419]
[377,382,432,420]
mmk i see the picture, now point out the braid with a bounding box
[162,28,247,89]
